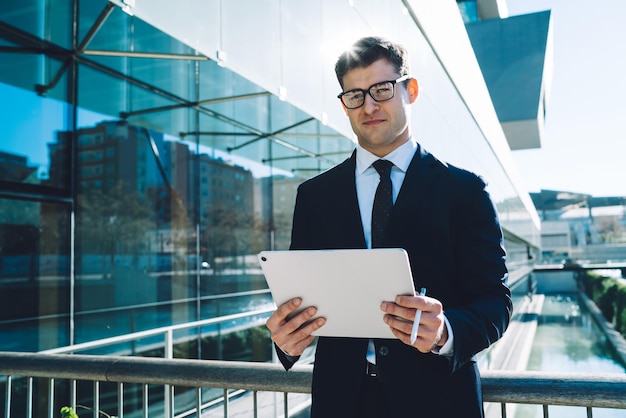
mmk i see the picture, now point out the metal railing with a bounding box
[39,306,276,357]
[2,351,626,418]
[31,306,280,417]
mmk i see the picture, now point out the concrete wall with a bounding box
[534,271,577,293]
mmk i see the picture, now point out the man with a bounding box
[266,36,511,417]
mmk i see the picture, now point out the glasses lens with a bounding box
[370,81,395,101]
[342,91,365,109]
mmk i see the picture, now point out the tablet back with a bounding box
[258,248,416,339]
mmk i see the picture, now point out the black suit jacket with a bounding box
[277,145,512,417]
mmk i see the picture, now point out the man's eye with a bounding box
[373,87,391,95]
[347,92,364,101]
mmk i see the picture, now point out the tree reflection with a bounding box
[76,181,154,278]
[202,205,264,271]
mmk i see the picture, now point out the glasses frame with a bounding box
[337,75,410,109]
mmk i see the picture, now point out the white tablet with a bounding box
[258,248,416,339]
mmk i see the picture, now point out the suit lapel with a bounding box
[329,152,367,248]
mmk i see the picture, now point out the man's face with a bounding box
[340,58,418,157]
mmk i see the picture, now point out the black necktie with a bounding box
[371,159,393,248]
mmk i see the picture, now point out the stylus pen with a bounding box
[410,287,427,345]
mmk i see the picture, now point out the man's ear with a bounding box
[407,78,419,104]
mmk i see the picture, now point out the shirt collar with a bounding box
[356,138,418,175]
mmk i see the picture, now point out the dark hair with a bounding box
[334,36,410,89]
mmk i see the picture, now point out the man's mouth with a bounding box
[363,118,385,126]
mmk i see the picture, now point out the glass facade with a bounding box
[0,0,539,356]
[457,0,480,23]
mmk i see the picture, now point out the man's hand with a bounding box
[266,297,326,357]
[380,294,448,353]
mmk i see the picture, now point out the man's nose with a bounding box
[362,93,380,113]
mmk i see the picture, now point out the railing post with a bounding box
[167,385,174,418]
[223,388,228,418]
[196,387,202,417]
[48,378,54,418]
[118,382,124,418]
[164,329,173,417]
[27,377,33,418]
[142,384,149,418]
[93,381,99,418]
[70,379,76,415]
[4,375,10,418]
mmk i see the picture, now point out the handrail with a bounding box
[482,370,626,409]
[0,352,311,394]
[2,352,626,410]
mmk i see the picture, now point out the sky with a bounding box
[505,0,626,197]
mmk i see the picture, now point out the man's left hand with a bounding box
[380,294,448,353]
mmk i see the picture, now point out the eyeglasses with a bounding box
[337,75,410,109]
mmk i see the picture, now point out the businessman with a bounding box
[266,36,512,417]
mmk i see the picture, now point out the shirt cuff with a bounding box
[431,314,454,356]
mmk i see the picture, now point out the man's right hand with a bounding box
[266,297,326,357]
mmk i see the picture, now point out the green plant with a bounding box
[60,406,79,418]
[598,279,619,323]
[60,405,117,418]
[614,282,626,336]
[579,271,626,341]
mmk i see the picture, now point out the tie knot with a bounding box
[372,159,393,178]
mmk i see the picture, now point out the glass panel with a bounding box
[0,198,70,351]
[0,80,71,191]
[0,0,73,48]
[220,0,281,96]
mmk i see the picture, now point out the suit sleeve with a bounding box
[444,175,512,373]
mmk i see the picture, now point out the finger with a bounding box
[384,312,442,353]
[383,312,414,335]
[283,316,327,354]
[269,305,324,345]
[394,294,431,310]
[380,301,421,322]
[273,314,326,356]
[266,298,302,330]
[413,324,442,352]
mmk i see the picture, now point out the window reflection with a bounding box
[67,119,290,349]
[0,83,70,190]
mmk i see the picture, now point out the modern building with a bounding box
[531,189,626,261]
[0,0,548,362]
